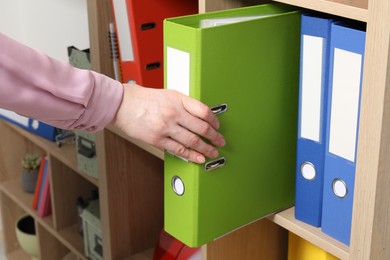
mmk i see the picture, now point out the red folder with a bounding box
[112,0,198,88]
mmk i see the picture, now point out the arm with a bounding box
[0,33,225,163]
[0,32,123,132]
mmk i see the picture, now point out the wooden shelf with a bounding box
[0,178,87,259]
[274,0,368,22]
[269,207,349,259]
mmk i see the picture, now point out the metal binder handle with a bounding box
[210,103,228,116]
[205,157,226,171]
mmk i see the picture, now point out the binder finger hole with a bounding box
[172,176,185,196]
[300,162,316,180]
[332,179,348,198]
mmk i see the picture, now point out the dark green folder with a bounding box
[164,3,301,247]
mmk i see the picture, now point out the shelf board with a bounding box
[274,0,368,22]
[269,207,349,260]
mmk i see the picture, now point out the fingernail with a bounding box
[219,137,226,147]
[197,155,205,163]
[211,149,219,158]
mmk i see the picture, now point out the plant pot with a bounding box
[15,214,39,260]
[21,170,38,193]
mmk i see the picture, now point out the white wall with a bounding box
[0,0,90,61]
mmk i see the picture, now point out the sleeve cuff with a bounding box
[71,71,124,132]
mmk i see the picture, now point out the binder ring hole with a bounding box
[332,179,348,198]
[300,162,316,180]
[172,176,185,196]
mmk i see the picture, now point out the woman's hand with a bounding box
[113,84,225,163]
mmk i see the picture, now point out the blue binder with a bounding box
[0,108,58,141]
[295,14,333,227]
[321,22,366,245]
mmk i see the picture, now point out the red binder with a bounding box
[153,230,200,260]
[112,0,198,88]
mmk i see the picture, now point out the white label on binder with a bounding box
[112,0,134,61]
[300,35,324,142]
[167,47,190,96]
[0,108,29,127]
[329,48,362,162]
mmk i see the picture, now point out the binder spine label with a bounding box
[328,48,362,162]
[166,47,190,96]
[0,108,29,127]
[300,35,324,142]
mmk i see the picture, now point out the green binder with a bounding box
[164,3,301,247]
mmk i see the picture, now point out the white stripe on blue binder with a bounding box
[0,108,29,127]
[328,48,362,162]
[300,35,324,143]
[0,108,58,141]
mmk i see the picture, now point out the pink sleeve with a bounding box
[0,33,123,132]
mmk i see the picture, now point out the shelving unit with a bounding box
[0,0,388,259]
[0,118,163,259]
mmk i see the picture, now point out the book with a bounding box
[32,156,47,210]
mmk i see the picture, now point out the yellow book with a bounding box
[288,232,339,260]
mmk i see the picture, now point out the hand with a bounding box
[113,84,225,163]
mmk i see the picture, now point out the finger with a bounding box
[179,114,225,147]
[169,125,220,159]
[161,138,207,164]
[181,95,220,130]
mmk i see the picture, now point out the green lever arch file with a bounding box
[164,3,301,247]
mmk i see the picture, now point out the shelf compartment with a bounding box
[56,224,87,260]
[205,218,288,259]
[36,222,75,260]
[1,120,76,168]
[50,156,97,230]
[269,207,349,260]
[274,0,368,21]
[0,121,45,183]
[0,177,88,259]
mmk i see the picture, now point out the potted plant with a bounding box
[21,154,41,193]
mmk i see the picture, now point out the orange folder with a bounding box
[112,0,198,88]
